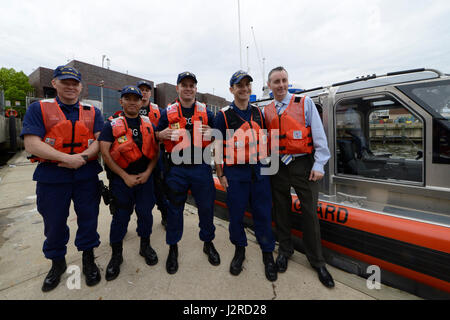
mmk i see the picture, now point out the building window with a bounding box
[335,94,424,183]
[87,84,121,118]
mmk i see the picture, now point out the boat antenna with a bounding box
[251,26,267,92]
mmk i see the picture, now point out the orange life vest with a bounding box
[109,115,158,169]
[30,99,96,163]
[163,100,211,153]
[221,105,268,165]
[264,95,313,155]
[147,103,161,126]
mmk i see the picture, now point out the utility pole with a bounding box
[99,80,104,113]
[237,0,242,69]
[246,46,250,73]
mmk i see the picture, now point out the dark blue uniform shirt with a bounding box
[20,97,104,183]
[213,102,267,182]
[156,103,215,165]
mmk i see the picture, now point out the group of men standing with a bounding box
[21,64,334,293]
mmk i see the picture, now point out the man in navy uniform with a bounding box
[155,72,220,274]
[214,70,277,282]
[21,65,103,292]
[136,80,168,228]
[99,86,159,281]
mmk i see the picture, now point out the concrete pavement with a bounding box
[0,151,420,300]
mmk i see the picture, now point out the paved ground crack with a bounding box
[271,283,277,300]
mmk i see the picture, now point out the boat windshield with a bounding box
[398,79,450,120]
[398,79,450,164]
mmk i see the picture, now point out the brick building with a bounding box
[28,60,231,118]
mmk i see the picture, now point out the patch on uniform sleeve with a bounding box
[293,131,302,139]
[44,137,56,146]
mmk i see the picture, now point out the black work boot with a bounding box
[82,249,101,287]
[42,258,67,292]
[203,241,220,266]
[166,244,178,275]
[263,252,278,282]
[229,246,245,276]
[105,242,123,281]
[139,237,158,266]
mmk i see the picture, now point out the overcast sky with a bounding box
[1,0,449,101]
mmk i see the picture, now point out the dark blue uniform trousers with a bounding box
[36,179,101,260]
[153,153,169,214]
[226,175,275,252]
[109,174,156,244]
[164,164,216,245]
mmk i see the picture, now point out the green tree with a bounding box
[0,67,33,106]
[5,86,26,105]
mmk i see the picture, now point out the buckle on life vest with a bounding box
[63,142,82,148]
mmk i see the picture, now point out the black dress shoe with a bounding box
[42,258,67,292]
[203,241,220,266]
[82,249,101,287]
[229,246,245,276]
[276,254,289,273]
[314,266,335,288]
[105,242,123,281]
[263,252,278,282]
[166,244,178,274]
[139,238,158,266]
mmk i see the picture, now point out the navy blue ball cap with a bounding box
[136,80,152,90]
[120,85,143,98]
[230,70,253,87]
[53,65,82,82]
[177,71,197,84]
